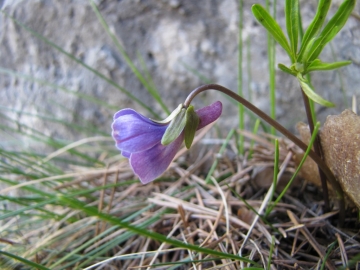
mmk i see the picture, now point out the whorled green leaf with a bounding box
[300,36,317,63]
[251,4,294,61]
[161,107,186,145]
[285,0,299,55]
[289,62,305,73]
[307,0,356,62]
[184,105,200,149]
[297,73,335,107]
[278,63,297,76]
[305,59,352,73]
[298,0,331,61]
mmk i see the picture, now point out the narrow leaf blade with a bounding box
[297,74,335,107]
[285,0,299,55]
[298,0,332,60]
[307,0,356,62]
[306,59,352,73]
[278,63,297,76]
[252,4,293,60]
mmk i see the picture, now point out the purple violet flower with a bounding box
[111,101,222,184]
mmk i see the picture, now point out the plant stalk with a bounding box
[301,89,330,211]
[184,84,344,224]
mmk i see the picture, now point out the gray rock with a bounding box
[1,0,359,149]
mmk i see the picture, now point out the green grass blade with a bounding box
[298,0,331,61]
[0,104,108,138]
[249,118,261,158]
[266,0,277,136]
[0,251,50,270]
[136,53,170,114]
[267,236,276,269]
[320,240,337,270]
[205,129,235,184]
[89,0,170,115]
[227,184,279,233]
[297,1,304,42]
[307,0,356,62]
[246,37,253,103]
[0,10,158,118]
[57,195,259,265]
[238,0,245,153]
[252,4,293,62]
[267,122,321,214]
[180,61,213,84]
[51,206,160,269]
[285,0,299,55]
[0,67,119,112]
[265,139,279,217]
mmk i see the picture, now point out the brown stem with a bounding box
[301,89,330,211]
[184,84,344,222]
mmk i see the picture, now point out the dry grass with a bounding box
[1,127,359,270]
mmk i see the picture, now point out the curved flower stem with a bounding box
[184,84,344,223]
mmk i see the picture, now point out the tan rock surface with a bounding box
[296,110,360,208]
[321,109,360,208]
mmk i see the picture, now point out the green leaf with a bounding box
[297,73,335,107]
[267,122,321,214]
[298,0,331,61]
[285,0,299,55]
[251,4,294,61]
[184,105,200,149]
[278,63,297,76]
[306,59,352,73]
[307,0,356,62]
[161,108,186,145]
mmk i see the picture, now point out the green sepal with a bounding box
[184,105,200,149]
[305,59,352,73]
[151,104,183,125]
[278,63,297,76]
[161,107,187,145]
[297,73,335,107]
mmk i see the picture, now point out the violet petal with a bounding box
[112,109,167,154]
[129,134,184,184]
[196,101,222,129]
